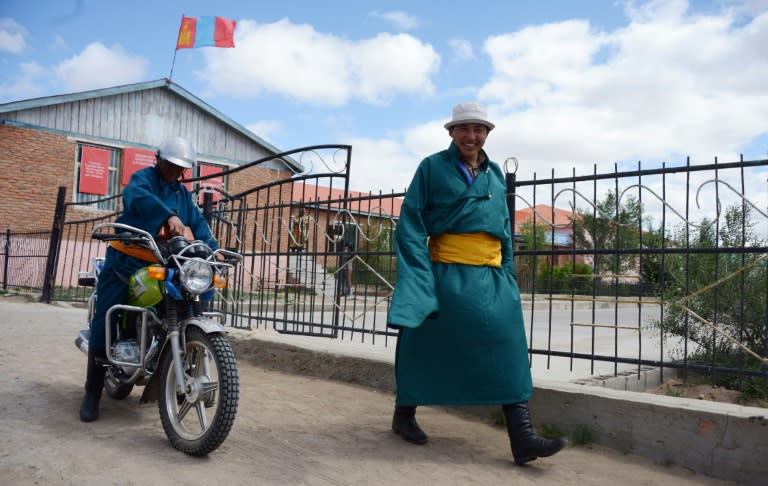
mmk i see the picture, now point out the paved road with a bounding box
[248,299,669,382]
[0,297,735,485]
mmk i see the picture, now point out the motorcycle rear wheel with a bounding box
[157,327,239,456]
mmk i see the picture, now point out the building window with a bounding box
[73,142,121,211]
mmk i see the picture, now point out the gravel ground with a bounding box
[0,297,738,485]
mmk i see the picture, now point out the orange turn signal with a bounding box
[213,275,227,289]
[147,266,166,281]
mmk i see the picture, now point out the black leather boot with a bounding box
[502,402,566,465]
[79,347,106,422]
[392,405,428,445]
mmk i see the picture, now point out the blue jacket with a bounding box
[116,165,217,249]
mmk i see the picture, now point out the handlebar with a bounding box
[92,223,243,268]
[92,232,147,243]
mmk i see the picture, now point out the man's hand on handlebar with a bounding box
[165,216,194,240]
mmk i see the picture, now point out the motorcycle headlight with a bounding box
[180,260,213,294]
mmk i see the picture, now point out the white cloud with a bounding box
[54,42,148,92]
[199,19,440,106]
[473,2,768,181]
[725,0,768,17]
[623,0,689,23]
[347,1,768,193]
[346,137,420,193]
[0,18,27,54]
[448,39,475,61]
[246,120,282,140]
[0,61,45,100]
[351,33,439,104]
[346,120,453,193]
[369,11,420,31]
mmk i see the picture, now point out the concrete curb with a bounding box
[230,331,766,486]
[530,380,767,485]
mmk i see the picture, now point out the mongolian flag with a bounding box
[176,15,236,49]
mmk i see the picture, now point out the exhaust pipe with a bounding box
[74,329,90,355]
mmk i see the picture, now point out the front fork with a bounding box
[165,301,190,395]
[167,328,189,395]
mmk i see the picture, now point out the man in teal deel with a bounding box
[79,136,218,423]
[387,103,566,465]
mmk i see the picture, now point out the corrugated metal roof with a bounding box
[0,78,303,172]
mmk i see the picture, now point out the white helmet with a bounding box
[157,136,196,169]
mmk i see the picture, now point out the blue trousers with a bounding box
[89,248,146,353]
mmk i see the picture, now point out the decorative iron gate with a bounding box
[194,144,396,346]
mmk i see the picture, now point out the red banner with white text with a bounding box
[79,146,110,195]
[121,147,156,185]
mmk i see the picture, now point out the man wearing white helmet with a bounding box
[79,136,218,422]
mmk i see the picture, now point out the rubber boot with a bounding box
[79,347,106,422]
[502,402,567,465]
[391,405,428,445]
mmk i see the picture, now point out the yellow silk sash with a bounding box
[428,232,502,267]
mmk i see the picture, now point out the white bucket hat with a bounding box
[444,102,495,131]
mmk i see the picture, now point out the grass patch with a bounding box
[539,423,564,439]
[491,412,593,446]
[570,424,593,445]
[490,408,506,427]
[664,385,685,398]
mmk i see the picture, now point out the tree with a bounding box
[514,220,550,293]
[356,218,398,292]
[658,205,767,398]
[639,224,677,296]
[574,191,642,275]
[536,262,593,295]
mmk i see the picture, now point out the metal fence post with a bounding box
[202,191,213,224]
[41,187,67,303]
[506,171,516,239]
[2,228,9,291]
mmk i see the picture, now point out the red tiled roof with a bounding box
[514,204,576,232]
[292,182,403,218]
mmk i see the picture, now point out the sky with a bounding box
[1,0,768,197]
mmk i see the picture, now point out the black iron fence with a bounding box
[3,148,766,395]
[506,157,768,394]
[1,227,51,291]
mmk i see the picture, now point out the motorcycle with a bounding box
[74,222,242,456]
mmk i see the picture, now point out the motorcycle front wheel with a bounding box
[157,327,239,456]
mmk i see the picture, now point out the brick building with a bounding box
[0,78,301,232]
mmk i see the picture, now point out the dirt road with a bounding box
[0,298,736,485]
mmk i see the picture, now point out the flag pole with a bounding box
[169,49,179,81]
[169,14,184,80]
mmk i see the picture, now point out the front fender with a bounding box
[184,316,228,334]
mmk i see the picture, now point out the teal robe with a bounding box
[387,143,533,406]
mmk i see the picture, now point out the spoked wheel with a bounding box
[158,327,239,456]
[104,368,134,399]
